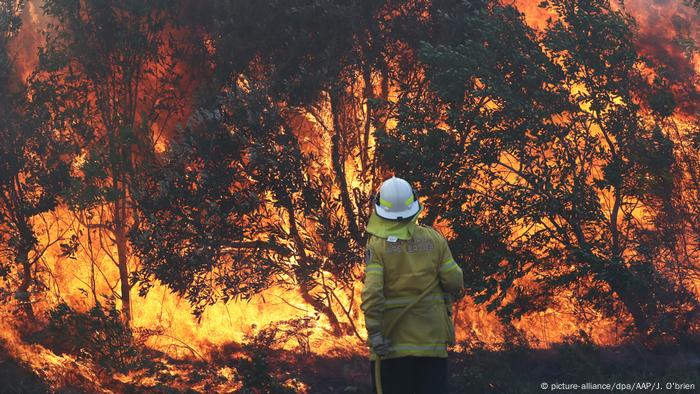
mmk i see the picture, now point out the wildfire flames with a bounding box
[1,0,699,392]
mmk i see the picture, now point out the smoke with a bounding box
[626,0,700,114]
[7,0,47,82]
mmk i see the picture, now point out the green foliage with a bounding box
[376,0,698,339]
[684,0,700,11]
[130,107,272,317]
[46,298,145,372]
[205,0,385,104]
[648,88,676,117]
[378,0,569,323]
[234,318,313,393]
[0,0,74,314]
[126,0,700,341]
[32,0,190,322]
[0,1,23,39]
[36,0,185,211]
[130,0,429,327]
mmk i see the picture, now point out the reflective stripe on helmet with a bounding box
[379,197,394,208]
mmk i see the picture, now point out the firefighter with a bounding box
[361,176,464,394]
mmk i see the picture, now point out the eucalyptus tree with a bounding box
[380,0,698,340]
[131,0,439,336]
[0,0,73,320]
[130,0,698,342]
[35,0,187,323]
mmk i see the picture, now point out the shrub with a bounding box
[46,298,145,372]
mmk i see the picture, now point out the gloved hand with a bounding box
[369,333,392,357]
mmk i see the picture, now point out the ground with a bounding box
[3,335,700,393]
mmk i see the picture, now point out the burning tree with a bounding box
[379,0,699,340]
[32,0,188,323]
[126,0,700,344]
[129,0,449,334]
[0,0,73,320]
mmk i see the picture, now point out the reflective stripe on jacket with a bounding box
[361,223,464,360]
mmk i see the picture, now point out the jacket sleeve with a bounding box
[438,235,464,295]
[360,241,385,337]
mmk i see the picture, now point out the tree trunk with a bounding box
[15,217,35,321]
[15,246,35,321]
[114,201,132,324]
[329,90,362,245]
[602,266,651,339]
[569,219,653,340]
[361,63,373,173]
[298,283,344,336]
[282,196,344,335]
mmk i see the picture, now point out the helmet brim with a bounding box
[375,200,421,221]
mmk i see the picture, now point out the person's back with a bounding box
[361,176,464,394]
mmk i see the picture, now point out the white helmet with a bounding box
[374,176,421,220]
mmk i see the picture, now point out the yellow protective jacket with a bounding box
[361,210,464,360]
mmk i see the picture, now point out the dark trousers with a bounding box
[370,356,448,394]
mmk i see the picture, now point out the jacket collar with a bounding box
[366,206,423,240]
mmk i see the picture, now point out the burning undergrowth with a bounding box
[3,310,700,393]
[0,305,365,393]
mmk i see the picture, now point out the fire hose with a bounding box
[374,278,440,394]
